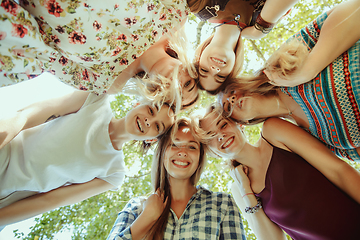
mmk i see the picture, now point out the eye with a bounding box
[184,80,191,88]
[156,123,160,132]
[220,122,228,129]
[148,106,154,116]
[189,145,198,150]
[200,68,208,73]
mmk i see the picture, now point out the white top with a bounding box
[0,93,126,207]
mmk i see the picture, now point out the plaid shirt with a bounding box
[107,186,246,240]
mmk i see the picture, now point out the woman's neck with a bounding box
[169,178,197,219]
[108,117,131,150]
[233,139,273,193]
[213,24,240,49]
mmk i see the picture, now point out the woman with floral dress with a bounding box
[0,0,189,95]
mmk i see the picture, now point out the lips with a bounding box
[210,57,226,66]
[172,159,190,168]
[136,117,144,133]
[221,136,234,149]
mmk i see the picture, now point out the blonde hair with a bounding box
[124,28,199,113]
[194,33,245,95]
[265,39,309,79]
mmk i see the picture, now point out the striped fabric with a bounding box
[107,186,246,240]
[281,12,360,161]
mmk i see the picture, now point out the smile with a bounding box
[211,57,226,66]
[136,117,144,133]
[172,160,190,167]
[221,136,234,149]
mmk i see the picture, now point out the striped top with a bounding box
[281,12,360,161]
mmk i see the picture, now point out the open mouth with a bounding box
[136,117,144,133]
[211,57,226,66]
[172,160,190,167]
[221,136,234,149]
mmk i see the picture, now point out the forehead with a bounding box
[201,110,222,131]
[174,126,196,141]
[156,104,174,122]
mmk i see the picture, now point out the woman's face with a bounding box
[221,90,263,122]
[201,110,246,159]
[163,125,201,181]
[125,104,174,140]
[150,58,198,108]
[198,44,236,91]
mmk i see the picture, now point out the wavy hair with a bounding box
[221,39,309,125]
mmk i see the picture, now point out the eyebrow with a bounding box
[161,122,165,133]
[154,105,159,111]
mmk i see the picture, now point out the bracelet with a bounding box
[242,192,254,198]
[254,14,275,34]
[244,198,262,214]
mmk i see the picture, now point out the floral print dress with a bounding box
[0,0,188,94]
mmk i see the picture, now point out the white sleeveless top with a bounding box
[0,93,126,207]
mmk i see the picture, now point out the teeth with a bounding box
[137,119,143,132]
[223,137,233,148]
[173,160,188,166]
[211,57,225,64]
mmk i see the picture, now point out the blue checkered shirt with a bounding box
[107,186,246,240]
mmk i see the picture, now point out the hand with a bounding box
[264,66,314,87]
[241,26,267,40]
[229,165,252,196]
[142,189,168,222]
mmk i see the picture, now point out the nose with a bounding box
[218,134,225,142]
[178,151,187,157]
[227,94,236,105]
[145,118,151,127]
[210,65,220,74]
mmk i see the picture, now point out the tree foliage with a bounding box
[11,0,357,239]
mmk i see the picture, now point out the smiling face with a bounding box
[198,44,236,91]
[163,125,201,182]
[200,109,246,159]
[125,104,174,140]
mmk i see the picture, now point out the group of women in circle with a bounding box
[1,0,360,239]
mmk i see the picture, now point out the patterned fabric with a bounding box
[107,186,246,240]
[0,0,188,94]
[280,12,360,161]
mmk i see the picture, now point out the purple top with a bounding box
[255,145,360,240]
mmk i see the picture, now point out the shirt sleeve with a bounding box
[107,198,143,240]
[219,194,247,240]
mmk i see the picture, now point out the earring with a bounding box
[145,138,158,144]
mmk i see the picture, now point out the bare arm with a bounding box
[230,166,287,240]
[263,118,360,204]
[0,178,113,226]
[268,0,360,86]
[0,91,89,150]
[241,0,297,39]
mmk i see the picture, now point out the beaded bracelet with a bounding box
[254,14,275,34]
[244,198,262,214]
